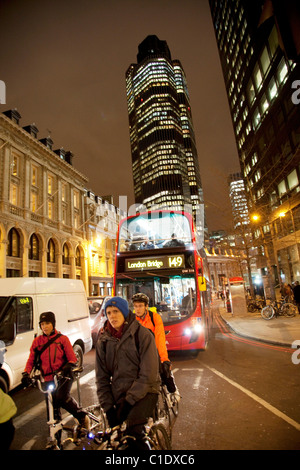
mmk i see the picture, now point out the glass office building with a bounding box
[126,35,206,241]
[209,0,300,287]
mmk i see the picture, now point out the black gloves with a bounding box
[106,407,118,428]
[161,361,177,393]
[62,362,75,378]
[21,372,31,388]
[117,400,132,424]
[106,400,132,428]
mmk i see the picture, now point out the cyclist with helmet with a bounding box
[132,293,176,393]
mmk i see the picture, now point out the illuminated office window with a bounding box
[47,239,55,263]
[73,190,79,209]
[277,58,288,85]
[29,234,39,260]
[7,228,20,257]
[48,200,53,219]
[268,78,277,101]
[287,170,299,190]
[48,175,53,195]
[31,165,38,186]
[11,154,19,176]
[260,47,270,75]
[31,191,37,212]
[253,63,262,91]
[278,180,287,197]
[246,78,255,104]
[10,183,19,206]
[253,108,261,128]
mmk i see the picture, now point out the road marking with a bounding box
[199,362,300,432]
[181,368,203,390]
[193,373,202,390]
[21,437,39,450]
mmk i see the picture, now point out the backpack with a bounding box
[148,309,156,329]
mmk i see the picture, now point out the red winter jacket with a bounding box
[24,329,77,381]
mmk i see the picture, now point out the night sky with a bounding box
[0,0,240,231]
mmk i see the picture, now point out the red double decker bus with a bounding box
[113,210,212,351]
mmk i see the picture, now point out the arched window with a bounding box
[29,234,39,260]
[47,239,55,263]
[62,243,70,265]
[7,228,20,257]
[75,247,81,267]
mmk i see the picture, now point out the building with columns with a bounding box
[0,109,125,295]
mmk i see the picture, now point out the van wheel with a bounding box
[0,375,8,393]
[73,344,83,367]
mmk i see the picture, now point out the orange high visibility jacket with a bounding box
[135,309,169,363]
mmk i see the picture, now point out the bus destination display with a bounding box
[125,254,185,271]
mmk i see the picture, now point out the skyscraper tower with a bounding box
[126,35,206,241]
[209,0,300,288]
[228,172,250,229]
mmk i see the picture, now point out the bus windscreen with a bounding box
[118,212,193,252]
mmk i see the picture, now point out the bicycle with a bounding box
[247,297,266,312]
[155,384,180,438]
[90,418,171,450]
[261,298,297,320]
[30,367,106,450]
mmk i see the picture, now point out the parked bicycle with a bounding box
[247,297,266,312]
[261,298,297,320]
[89,419,171,450]
[30,367,106,450]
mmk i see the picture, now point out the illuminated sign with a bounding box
[125,255,185,271]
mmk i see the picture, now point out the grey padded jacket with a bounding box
[95,312,160,412]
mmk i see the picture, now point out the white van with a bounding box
[0,278,92,392]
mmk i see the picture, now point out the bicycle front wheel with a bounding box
[148,422,171,450]
[247,303,256,313]
[170,392,179,418]
[281,303,297,317]
[261,305,275,320]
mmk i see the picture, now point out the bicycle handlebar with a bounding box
[92,423,132,448]
[30,365,83,393]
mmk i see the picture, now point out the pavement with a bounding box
[217,301,300,348]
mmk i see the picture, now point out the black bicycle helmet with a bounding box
[132,293,149,305]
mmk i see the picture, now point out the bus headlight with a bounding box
[184,323,203,336]
[193,323,203,334]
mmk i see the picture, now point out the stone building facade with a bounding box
[0,110,125,295]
